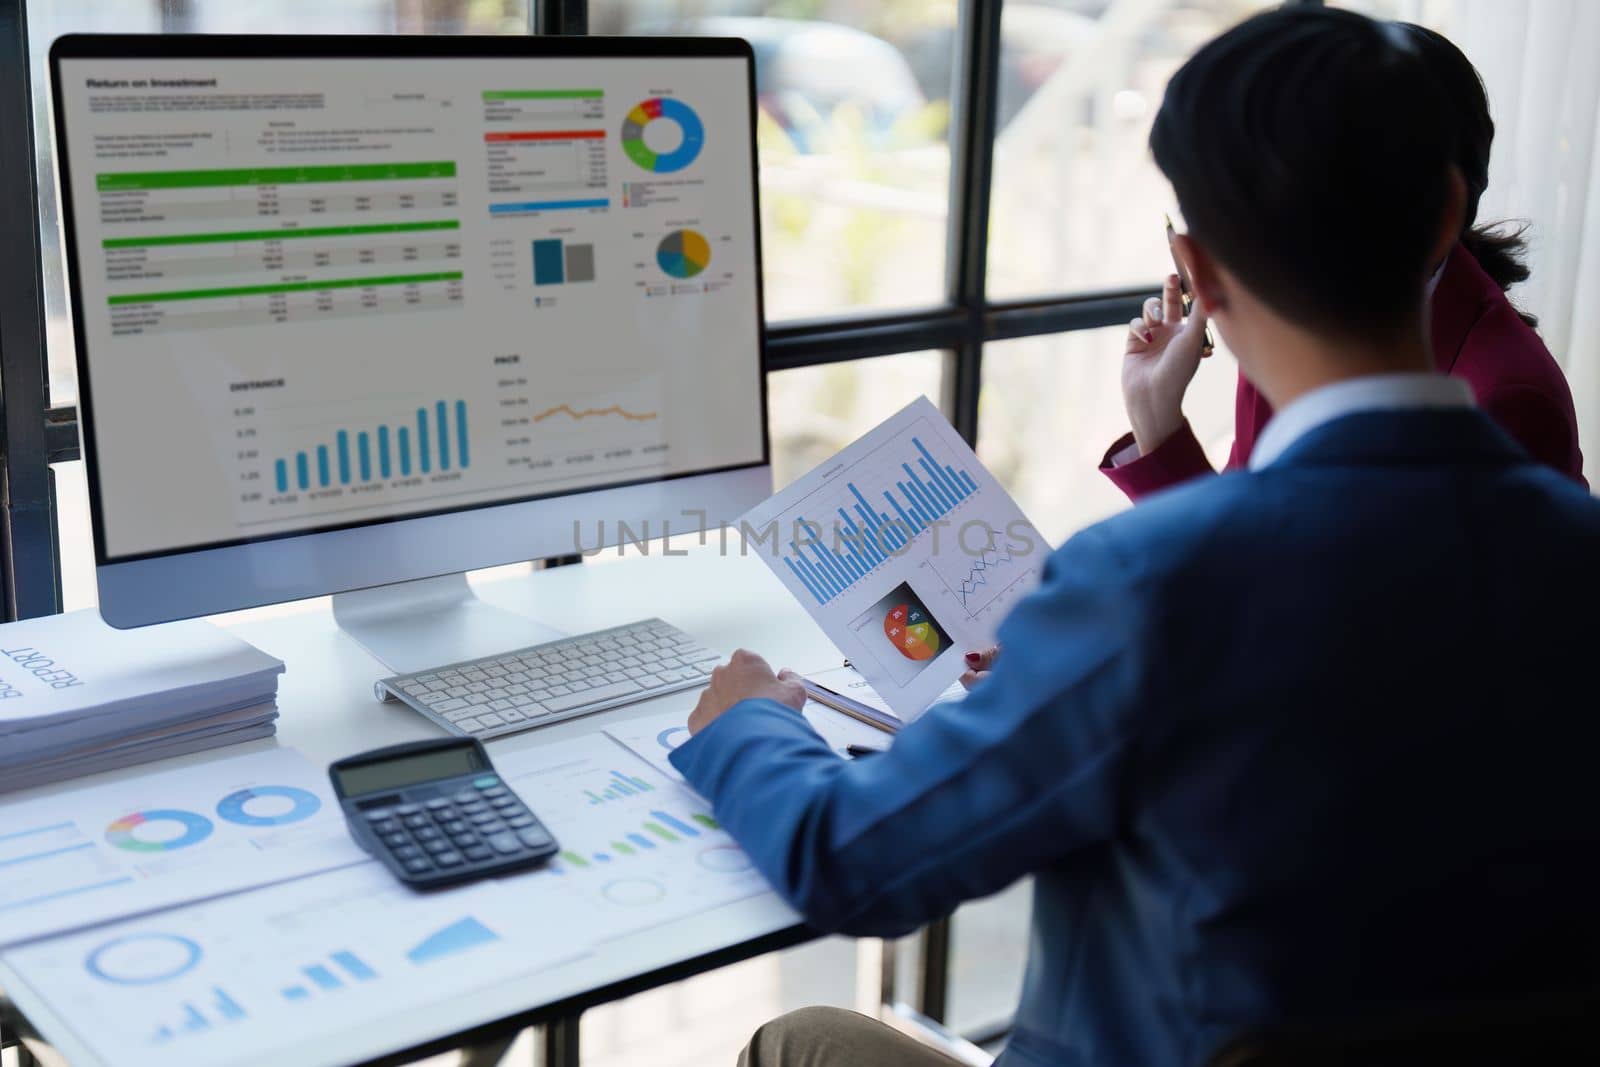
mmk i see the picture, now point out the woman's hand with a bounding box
[1122,274,1211,455]
[961,645,1000,690]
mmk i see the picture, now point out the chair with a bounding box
[1205,987,1600,1067]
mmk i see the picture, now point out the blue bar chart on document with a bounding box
[0,863,590,1067]
[489,734,769,934]
[737,395,1049,720]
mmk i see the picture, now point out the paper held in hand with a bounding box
[738,396,1049,721]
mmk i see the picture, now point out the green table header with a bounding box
[109,271,464,306]
[96,161,457,192]
[102,220,460,250]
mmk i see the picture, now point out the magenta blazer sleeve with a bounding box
[1099,377,1270,502]
[1099,242,1587,501]
[1098,423,1216,502]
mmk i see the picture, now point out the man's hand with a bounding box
[688,649,806,735]
[1122,273,1211,455]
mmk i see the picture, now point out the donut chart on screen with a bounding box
[622,97,705,173]
[104,809,214,852]
[656,230,711,279]
[215,785,322,827]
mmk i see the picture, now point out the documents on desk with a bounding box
[0,733,780,1066]
[0,610,284,793]
[739,396,1046,720]
[490,735,770,935]
[0,748,367,946]
[4,864,591,1067]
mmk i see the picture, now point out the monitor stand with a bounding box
[331,572,566,676]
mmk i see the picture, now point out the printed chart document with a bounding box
[2,734,777,1067]
[606,705,893,784]
[739,396,1048,720]
[0,748,366,946]
[2,863,590,1067]
[492,734,773,937]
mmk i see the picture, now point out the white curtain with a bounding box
[1443,0,1600,487]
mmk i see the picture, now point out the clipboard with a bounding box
[801,675,902,735]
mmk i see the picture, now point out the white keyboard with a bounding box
[374,618,722,740]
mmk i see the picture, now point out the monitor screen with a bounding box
[53,42,766,563]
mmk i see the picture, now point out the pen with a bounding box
[845,744,884,758]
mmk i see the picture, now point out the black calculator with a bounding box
[329,738,559,888]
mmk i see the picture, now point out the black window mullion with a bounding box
[988,288,1152,341]
[942,0,1004,448]
[766,308,968,372]
[534,0,586,35]
[0,0,61,621]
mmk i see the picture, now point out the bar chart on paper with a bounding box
[778,426,982,607]
[3,864,588,1067]
[585,768,655,804]
[492,735,768,933]
[552,807,723,871]
[740,396,1047,721]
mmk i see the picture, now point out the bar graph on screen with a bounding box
[269,399,470,494]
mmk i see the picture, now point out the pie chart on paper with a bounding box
[885,601,942,661]
[656,229,711,279]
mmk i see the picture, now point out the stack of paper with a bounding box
[0,610,284,793]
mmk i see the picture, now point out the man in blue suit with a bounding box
[674,9,1600,1066]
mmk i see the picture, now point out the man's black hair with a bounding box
[1151,7,1457,339]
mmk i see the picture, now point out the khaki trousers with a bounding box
[737,1007,958,1067]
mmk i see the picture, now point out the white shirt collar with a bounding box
[1425,255,1448,301]
[1248,373,1475,470]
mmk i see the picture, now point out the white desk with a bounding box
[0,546,844,1067]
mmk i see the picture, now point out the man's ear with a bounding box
[1172,233,1225,315]
[1431,167,1468,269]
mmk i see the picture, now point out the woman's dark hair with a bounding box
[1399,22,1538,325]
[1151,8,1456,340]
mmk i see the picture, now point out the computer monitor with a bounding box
[49,35,769,668]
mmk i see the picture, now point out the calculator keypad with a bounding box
[360,774,554,883]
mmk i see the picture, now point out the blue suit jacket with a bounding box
[672,409,1600,1066]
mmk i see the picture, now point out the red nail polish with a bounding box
[965,652,981,665]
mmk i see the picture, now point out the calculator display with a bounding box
[335,746,484,795]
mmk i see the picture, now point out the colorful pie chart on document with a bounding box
[885,601,942,662]
[656,230,712,279]
[104,809,216,852]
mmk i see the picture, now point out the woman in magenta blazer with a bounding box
[1100,25,1586,498]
